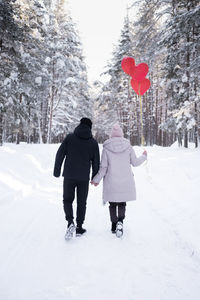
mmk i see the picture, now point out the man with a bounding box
[53,118,100,240]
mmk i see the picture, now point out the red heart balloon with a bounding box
[131,63,149,81]
[121,57,135,77]
[131,78,151,95]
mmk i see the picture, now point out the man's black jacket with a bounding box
[53,124,100,181]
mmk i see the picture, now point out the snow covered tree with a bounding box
[130,0,160,145]
[50,1,90,143]
[91,80,117,142]
[0,0,26,145]
[94,14,140,144]
[158,0,200,147]
[0,0,90,145]
[126,0,200,147]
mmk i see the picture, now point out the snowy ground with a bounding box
[0,142,200,300]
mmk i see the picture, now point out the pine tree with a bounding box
[0,0,26,145]
[0,0,90,145]
[158,0,200,147]
[49,1,90,142]
[94,15,137,144]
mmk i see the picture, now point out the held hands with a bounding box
[90,180,99,187]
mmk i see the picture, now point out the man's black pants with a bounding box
[63,179,89,226]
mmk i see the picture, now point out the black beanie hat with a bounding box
[80,118,92,129]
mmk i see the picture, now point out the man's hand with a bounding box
[90,181,99,186]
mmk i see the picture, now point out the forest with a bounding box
[0,0,199,147]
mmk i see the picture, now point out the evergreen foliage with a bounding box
[0,0,90,145]
[93,0,200,147]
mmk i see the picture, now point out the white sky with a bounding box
[68,0,132,84]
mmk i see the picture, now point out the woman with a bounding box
[91,124,147,237]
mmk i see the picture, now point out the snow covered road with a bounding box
[0,143,200,300]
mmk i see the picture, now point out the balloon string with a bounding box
[139,88,145,146]
[138,89,152,183]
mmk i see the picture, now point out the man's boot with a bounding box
[65,222,76,240]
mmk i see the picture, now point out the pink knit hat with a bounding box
[110,124,124,138]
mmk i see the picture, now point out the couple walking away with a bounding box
[53,118,147,240]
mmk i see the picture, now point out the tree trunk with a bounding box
[47,91,53,144]
[47,59,56,144]
[155,84,158,145]
[194,102,198,148]
[0,111,3,146]
[184,129,188,148]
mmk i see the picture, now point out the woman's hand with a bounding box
[143,150,147,156]
[90,181,99,186]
